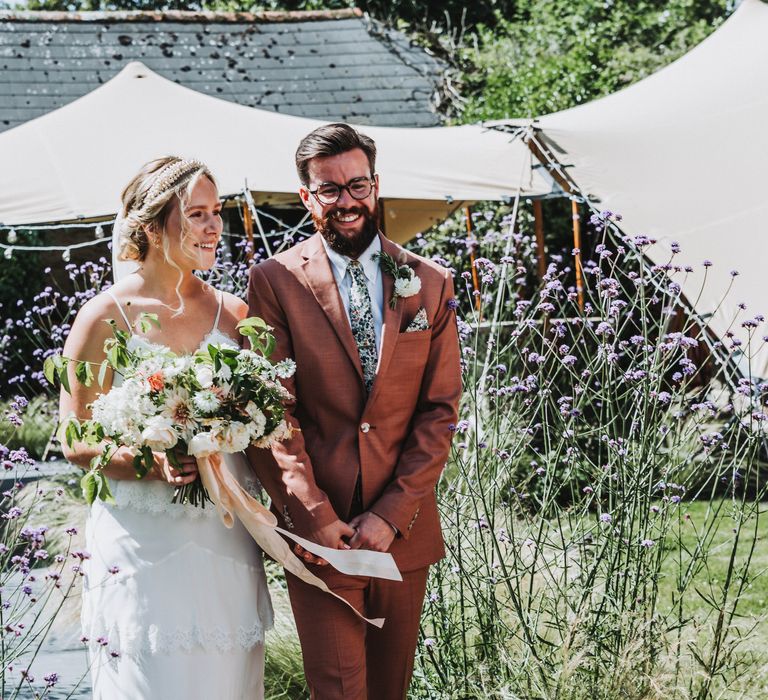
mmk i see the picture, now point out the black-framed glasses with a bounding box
[309,177,375,205]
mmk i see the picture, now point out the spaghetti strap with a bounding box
[211,290,224,333]
[106,289,132,332]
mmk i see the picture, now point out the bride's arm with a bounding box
[58,294,196,485]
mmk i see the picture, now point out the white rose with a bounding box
[188,431,220,457]
[220,421,252,453]
[254,419,292,448]
[244,402,267,438]
[394,273,421,299]
[140,415,178,451]
[195,365,214,389]
[272,419,293,441]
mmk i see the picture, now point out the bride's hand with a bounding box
[149,451,199,485]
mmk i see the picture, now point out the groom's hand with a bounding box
[348,512,397,552]
[294,518,355,566]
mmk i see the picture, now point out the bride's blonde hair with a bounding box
[116,156,218,314]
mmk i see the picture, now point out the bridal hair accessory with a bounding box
[141,158,208,213]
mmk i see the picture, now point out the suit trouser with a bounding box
[285,564,430,700]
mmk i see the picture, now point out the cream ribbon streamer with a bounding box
[195,453,402,628]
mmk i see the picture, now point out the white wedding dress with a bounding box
[82,291,273,699]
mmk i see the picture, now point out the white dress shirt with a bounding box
[321,235,385,354]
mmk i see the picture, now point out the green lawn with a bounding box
[655,500,768,697]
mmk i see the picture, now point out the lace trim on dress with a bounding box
[85,617,268,657]
[198,328,240,350]
[104,480,220,519]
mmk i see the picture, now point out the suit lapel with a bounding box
[301,234,364,381]
[367,235,405,407]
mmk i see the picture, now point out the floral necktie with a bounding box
[347,260,378,393]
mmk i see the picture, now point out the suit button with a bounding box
[360,422,370,433]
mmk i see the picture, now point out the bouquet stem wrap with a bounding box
[196,453,403,628]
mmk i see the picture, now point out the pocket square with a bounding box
[405,307,430,332]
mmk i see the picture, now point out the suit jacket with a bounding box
[247,232,461,572]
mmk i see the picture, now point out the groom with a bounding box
[247,123,461,699]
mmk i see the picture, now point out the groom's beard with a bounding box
[313,203,379,259]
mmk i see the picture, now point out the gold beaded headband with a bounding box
[141,158,208,212]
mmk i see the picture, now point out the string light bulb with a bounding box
[7,228,17,244]
[95,224,105,239]
[4,247,12,260]
[62,248,71,262]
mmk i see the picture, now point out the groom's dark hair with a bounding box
[295,123,377,186]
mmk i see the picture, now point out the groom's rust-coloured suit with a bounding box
[248,231,461,699]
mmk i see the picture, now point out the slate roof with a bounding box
[0,9,445,133]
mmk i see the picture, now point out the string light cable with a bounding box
[1,196,314,263]
[0,221,112,261]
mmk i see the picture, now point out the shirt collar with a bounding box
[322,234,382,283]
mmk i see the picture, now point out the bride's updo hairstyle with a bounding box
[117,155,217,264]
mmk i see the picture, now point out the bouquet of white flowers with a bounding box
[48,315,295,506]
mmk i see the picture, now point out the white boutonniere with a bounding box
[374,251,422,309]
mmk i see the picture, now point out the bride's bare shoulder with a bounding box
[219,290,249,321]
[71,287,129,332]
[63,291,124,357]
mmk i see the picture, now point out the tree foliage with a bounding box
[457,0,737,121]
[22,0,344,12]
[23,0,516,31]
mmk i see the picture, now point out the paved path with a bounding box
[1,459,81,491]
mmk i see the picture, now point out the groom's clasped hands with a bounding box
[293,511,396,565]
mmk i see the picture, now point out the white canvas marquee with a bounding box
[0,61,553,242]
[498,0,768,377]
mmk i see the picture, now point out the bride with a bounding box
[59,156,273,699]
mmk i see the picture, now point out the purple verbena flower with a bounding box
[595,322,613,337]
[44,673,59,687]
